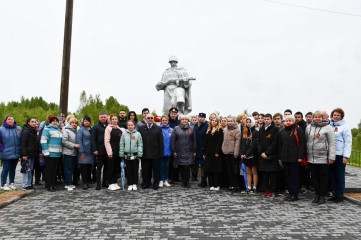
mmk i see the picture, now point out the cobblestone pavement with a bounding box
[0,165,361,239]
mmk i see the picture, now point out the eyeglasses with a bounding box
[147,117,154,119]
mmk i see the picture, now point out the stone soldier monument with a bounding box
[156,56,196,115]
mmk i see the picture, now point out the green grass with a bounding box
[0,190,10,195]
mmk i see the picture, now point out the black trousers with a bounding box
[126,159,139,185]
[96,155,108,185]
[284,162,300,197]
[32,157,44,184]
[310,163,329,197]
[73,162,80,183]
[224,154,236,188]
[276,168,287,192]
[141,158,159,186]
[179,165,190,184]
[192,163,199,179]
[168,156,179,181]
[44,157,60,188]
[220,154,228,188]
[106,156,120,184]
[262,171,277,192]
[300,165,311,189]
[80,164,92,184]
[208,173,219,187]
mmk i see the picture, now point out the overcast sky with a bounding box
[1,0,361,127]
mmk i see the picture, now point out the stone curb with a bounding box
[344,195,361,206]
[0,189,34,210]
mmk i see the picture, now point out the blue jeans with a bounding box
[330,155,346,198]
[63,155,77,186]
[159,156,170,181]
[22,158,35,188]
[1,159,18,187]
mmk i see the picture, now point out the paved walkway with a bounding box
[0,165,361,239]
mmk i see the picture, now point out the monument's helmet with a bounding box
[169,55,178,63]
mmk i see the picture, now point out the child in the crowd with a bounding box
[119,120,143,191]
[240,117,259,193]
[257,113,279,198]
[221,116,241,191]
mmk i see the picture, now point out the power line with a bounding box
[260,0,361,18]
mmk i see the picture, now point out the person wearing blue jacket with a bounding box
[193,113,209,187]
[0,115,22,191]
[329,108,352,203]
[40,116,62,192]
[76,116,94,190]
[159,116,173,188]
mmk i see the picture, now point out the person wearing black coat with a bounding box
[257,114,279,198]
[202,117,223,190]
[117,110,128,129]
[294,111,311,193]
[21,118,38,190]
[279,116,305,201]
[240,117,259,193]
[138,114,164,190]
[193,113,209,186]
[90,112,108,190]
[168,108,180,183]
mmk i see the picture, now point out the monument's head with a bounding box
[169,55,178,67]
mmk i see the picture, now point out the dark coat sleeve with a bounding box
[216,129,224,155]
[192,129,197,153]
[21,130,28,156]
[296,127,305,160]
[256,130,263,155]
[171,128,177,153]
[90,125,98,153]
[278,130,284,160]
[158,127,164,158]
[202,133,209,156]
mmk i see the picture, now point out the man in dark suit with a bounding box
[138,114,164,190]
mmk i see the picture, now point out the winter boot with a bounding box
[198,177,207,188]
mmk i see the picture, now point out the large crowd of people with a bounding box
[0,107,352,204]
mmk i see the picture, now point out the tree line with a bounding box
[1,91,360,151]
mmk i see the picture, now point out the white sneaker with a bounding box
[65,185,71,189]
[127,185,133,191]
[69,185,76,189]
[67,187,74,191]
[159,181,164,188]
[0,184,11,191]
[164,181,171,187]
[214,186,220,191]
[210,187,215,191]
[9,183,17,190]
[133,184,137,191]
[114,184,121,190]
[108,184,117,191]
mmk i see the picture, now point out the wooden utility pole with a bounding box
[59,0,74,121]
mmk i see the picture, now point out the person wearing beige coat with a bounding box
[221,116,241,191]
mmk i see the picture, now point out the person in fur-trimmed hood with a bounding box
[222,116,241,191]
